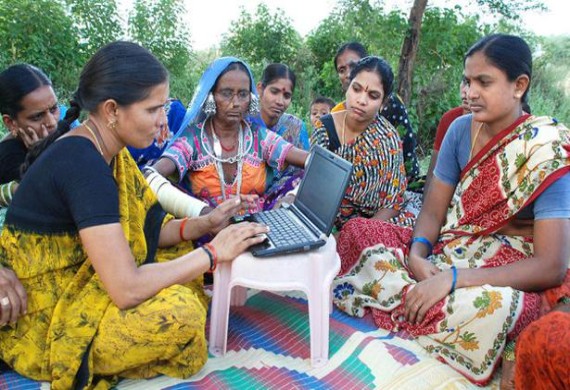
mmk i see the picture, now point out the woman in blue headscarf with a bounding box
[151,57,308,212]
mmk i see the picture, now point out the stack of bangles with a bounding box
[178,217,218,272]
[0,181,15,207]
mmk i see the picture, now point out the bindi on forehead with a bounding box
[271,86,290,93]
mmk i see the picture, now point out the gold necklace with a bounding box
[83,121,104,156]
[341,112,348,144]
[469,122,484,159]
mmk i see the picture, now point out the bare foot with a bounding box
[500,359,515,390]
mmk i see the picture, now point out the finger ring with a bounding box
[0,297,10,307]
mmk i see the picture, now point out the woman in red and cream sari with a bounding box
[332,34,570,387]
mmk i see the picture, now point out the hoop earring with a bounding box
[204,93,217,116]
[248,93,260,116]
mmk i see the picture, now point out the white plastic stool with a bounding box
[208,236,340,367]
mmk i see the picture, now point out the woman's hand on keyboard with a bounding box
[210,222,269,262]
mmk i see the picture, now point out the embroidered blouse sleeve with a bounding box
[258,124,293,172]
[162,124,197,183]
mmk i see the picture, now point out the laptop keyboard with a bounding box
[255,209,315,247]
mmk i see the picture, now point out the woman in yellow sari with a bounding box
[0,41,268,389]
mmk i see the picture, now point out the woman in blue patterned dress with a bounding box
[250,63,310,209]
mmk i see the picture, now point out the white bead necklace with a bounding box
[202,117,252,201]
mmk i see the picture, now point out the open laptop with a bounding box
[233,145,352,257]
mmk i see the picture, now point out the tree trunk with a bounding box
[397,0,428,106]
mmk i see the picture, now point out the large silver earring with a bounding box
[204,93,217,116]
[248,93,260,116]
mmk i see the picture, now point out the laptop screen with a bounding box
[294,145,353,235]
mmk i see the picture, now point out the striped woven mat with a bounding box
[0,290,500,389]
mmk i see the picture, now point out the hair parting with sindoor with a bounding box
[21,41,168,175]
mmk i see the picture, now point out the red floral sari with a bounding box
[332,115,570,384]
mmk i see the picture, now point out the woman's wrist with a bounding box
[449,266,458,294]
[179,217,190,241]
[410,236,433,257]
[0,181,17,207]
[191,215,215,239]
[178,216,211,242]
[406,251,423,266]
[202,243,218,272]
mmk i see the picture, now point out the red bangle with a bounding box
[203,243,218,272]
[179,217,189,241]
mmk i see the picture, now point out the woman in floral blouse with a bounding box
[311,56,415,230]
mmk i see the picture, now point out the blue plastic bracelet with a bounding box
[450,266,458,294]
[411,236,433,256]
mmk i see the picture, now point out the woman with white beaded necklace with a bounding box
[151,57,308,214]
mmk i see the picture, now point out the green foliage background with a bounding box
[1,0,568,163]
